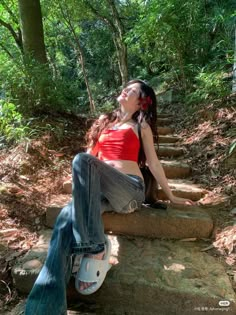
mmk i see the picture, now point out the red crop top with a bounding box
[97,128,140,162]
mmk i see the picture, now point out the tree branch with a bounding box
[0,42,14,59]
[83,0,117,34]
[106,0,124,38]
[0,18,23,53]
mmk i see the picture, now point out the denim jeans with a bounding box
[25,153,145,315]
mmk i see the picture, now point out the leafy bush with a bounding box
[0,100,29,144]
[1,59,83,116]
[185,68,230,104]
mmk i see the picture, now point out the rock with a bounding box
[158,135,180,143]
[12,232,236,315]
[230,208,236,215]
[22,259,43,270]
[160,160,191,178]
[45,200,213,239]
[157,126,174,135]
[35,217,40,225]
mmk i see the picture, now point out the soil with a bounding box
[0,95,235,313]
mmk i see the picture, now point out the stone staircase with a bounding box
[12,114,236,315]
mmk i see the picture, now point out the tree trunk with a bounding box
[113,36,128,86]
[107,0,128,85]
[85,0,128,86]
[75,43,96,113]
[18,0,47,64]
[57,1,96,113]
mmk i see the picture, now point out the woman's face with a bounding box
[117,82,141,113]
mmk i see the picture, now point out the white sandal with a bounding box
[75,235,112,295]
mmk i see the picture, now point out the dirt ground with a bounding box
[0,96,235,312]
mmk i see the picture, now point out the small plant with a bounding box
[185,67,230,105]
[0,100,29,144]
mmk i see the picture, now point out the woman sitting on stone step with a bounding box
[25,79,195,315]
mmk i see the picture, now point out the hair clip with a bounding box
[140,96,152,111]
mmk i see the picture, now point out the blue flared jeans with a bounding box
[25,153,145,315]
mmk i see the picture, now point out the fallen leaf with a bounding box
[179,238,197,242]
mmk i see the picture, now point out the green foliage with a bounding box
[127,0,235,95]
[0,100,29,144]
[0,0,235,123]
[185,67,230,104]
[0,56,84,115]
[0,99,77,145]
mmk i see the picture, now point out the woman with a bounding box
[25,79,194,315]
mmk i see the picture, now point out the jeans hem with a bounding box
[72,242,105,255]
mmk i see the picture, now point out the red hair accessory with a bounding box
[140,96,152,111]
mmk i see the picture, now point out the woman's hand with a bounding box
[169,195,196,206]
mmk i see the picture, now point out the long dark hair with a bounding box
[86,79,158,161]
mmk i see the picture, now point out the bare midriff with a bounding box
[104,159,143,179]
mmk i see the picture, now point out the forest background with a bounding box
[0,0,235,144]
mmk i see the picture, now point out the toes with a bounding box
[79,281,95,291]
[109,256,118,265]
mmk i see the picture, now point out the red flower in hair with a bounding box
[140,96,152,111]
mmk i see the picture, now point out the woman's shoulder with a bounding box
[138,121,151,134]
[140,121,149,129]
[139,121,153,139]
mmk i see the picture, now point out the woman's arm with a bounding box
[141,124,195,205]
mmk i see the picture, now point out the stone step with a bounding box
[62,179,206,222]
[12,230,236,315]
[158,135,180,143]
[45,195,213,239]
[161,160,191,178]
[158,179,208,201]
[156,117,173,126]
[102,205,213,239]
[157,126,174,135]
[157,145,185,158]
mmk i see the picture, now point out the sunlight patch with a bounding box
[164,263,186,272]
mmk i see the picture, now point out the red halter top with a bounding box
[97,127,140,162]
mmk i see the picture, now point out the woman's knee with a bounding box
[72,152,90,168]
[55,202,72,230]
